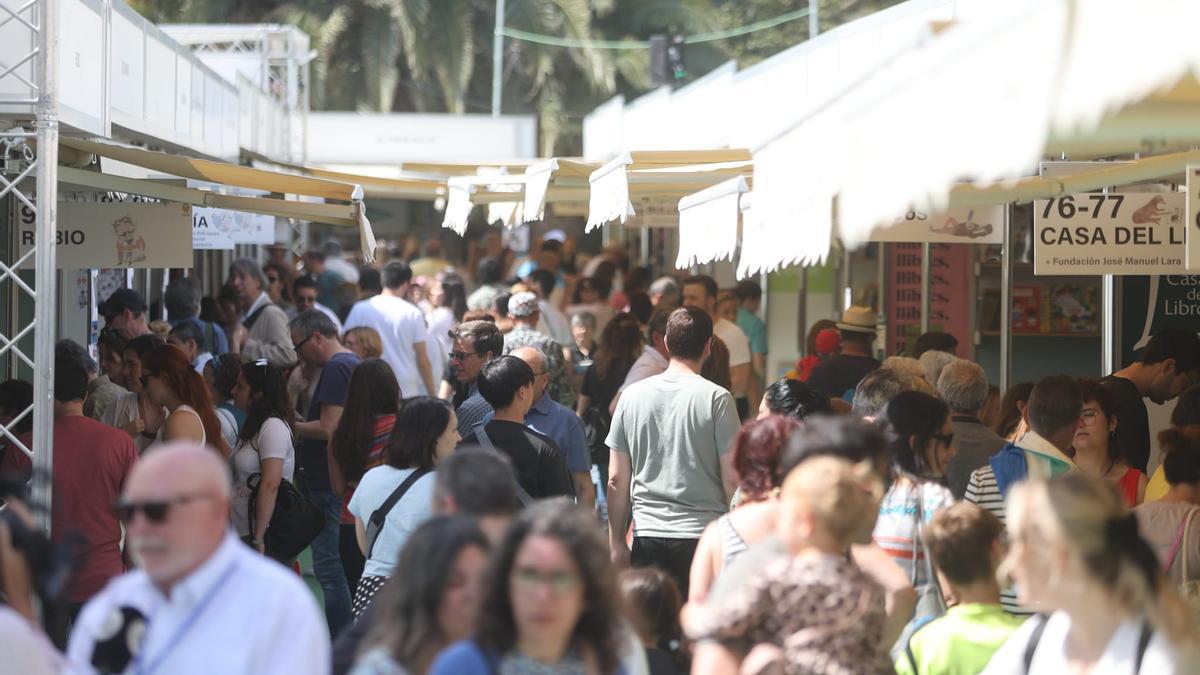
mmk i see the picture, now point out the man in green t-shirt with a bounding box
[896,503,1026,675]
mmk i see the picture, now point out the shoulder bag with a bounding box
[893,484,947,659]
[246,424,324,561]
[365,467,432,559]
[474,428,533,506]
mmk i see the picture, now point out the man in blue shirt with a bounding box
[450,320,504,437]
[507,346,594,508]
[734,280,768,396]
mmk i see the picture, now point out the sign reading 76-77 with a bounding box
[1034,192,1186,275]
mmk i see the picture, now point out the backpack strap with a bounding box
[1134,620,1153,674]
[1022,613,1050,674]
[242,302,273,331]
[365,467,431,558]
[474,428,534,507]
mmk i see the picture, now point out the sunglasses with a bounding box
[266,276,280,284]
[114,493,213,524]
[293,333,315,351]
[449,350,479,362]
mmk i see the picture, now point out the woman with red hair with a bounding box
[687,414,800,602]
[141,344,230,456]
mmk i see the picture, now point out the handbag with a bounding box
[580,404,611,467]
[247,463,325,561]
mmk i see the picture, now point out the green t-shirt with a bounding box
[606,371,740,538]
[895,603,1027,675]
[736,308,768,356]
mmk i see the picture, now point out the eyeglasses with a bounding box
[266,276,280,284]
[115,493,214,524]
[1080,409,1103,420]
[449,350,479,362]
[931,432,954,447]
[512,567,579,594]
[293,333,315,351]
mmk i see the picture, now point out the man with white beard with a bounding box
[67,443,329,674]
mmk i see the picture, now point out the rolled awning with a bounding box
[59,137,378,260]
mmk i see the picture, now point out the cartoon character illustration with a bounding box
[112,215,147,266]
[1132,196,1169,225]
[929,209,994,238]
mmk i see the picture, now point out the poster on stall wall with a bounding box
[869,206,1004,244]
[192,207,275,249]
[624,197,679,228]
[15,202,193,269]
[1033,192,1186,275]
[1186,167,1200,271]
[884,243,972,356]
[1120,275,1200,364]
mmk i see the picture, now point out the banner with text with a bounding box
[192,207,275,249]
[884,243,972,356]
[1034,192,1186,275]
[869,206,1004,244]
[17,202,193,269]
[1187,168,1200,271]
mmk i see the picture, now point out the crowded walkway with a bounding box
[2,235,1199,675]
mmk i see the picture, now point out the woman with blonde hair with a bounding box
[343,326,383,360]
[984,473,1197,673]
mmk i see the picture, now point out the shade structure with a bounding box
[523,158,598,223]
[585,149,753,232]
[676,176,749,269]
[258,160,446,201]
[744,0,1200,276]
[441,173,529,234]
[58,137,378,260]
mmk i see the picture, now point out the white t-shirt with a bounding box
[344,295,431,396]
[230,417,296,537]
[714,317,752,368]
[982,611,1197,674]
[348,465,437,578]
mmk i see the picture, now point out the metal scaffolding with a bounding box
[1,0,58,534]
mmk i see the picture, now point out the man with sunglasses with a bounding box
[290,309,360,637]
[448,320,504,437]
[67,443,329,673]
[1,351,139,649]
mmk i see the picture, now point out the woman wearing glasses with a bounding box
[348,396,459,615]
[872,390,957,647]
[141,344,229,456]
[229,359,295,554]
[429,500,626,675]
[330,358,401,593]
[1072,379,1147,506]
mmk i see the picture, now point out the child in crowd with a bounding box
[619,568,686,675]
[896,503,1026,675]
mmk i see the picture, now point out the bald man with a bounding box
[67,443,330,674]
[511,346,594,508]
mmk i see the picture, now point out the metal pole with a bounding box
[920,243,931,335]
[1102,274,1115,375]
[838,246,850,314]
[797,267,808,354]
[999,205,1013,392]
[32,0,60,535]
[809,0,819,38]
[491,0,506,117]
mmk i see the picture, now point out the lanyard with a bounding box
[132,559,240,675]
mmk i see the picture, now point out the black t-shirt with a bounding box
[298,351,361,491]
[464,420,575,499]
[807,354,881,400]
[1100,374,1151,473]
[581,359,632,414]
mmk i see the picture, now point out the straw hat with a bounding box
[836,306,877,334]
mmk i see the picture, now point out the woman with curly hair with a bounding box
[430,500,626,675]
[687,415,801,603]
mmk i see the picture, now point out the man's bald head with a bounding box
[123,442,232,591]
[511,346,548,400]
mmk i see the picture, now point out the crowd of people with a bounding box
[1,232,1199,674]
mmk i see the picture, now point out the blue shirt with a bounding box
[456,385,494,438]
[170,315,229,355]
[478,392,590,473]
[736,308,767,356]
[298,351,360,492]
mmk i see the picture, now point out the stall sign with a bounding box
[1034,192,1185,275]
[192,207,235,250]
[869,206,1004,244]
[15,201,193,269]
[1186,168,1200,271]
[885,243,972,356]
[624,197,679,228]
[192,207,275,247]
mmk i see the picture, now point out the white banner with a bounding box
[17,202,193,269]
[868,205,1004,244]
[1187,167,1200,271]
[192,207,275,247]
[1034,192,1186,275]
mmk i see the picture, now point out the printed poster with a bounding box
[16,202,193,269]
